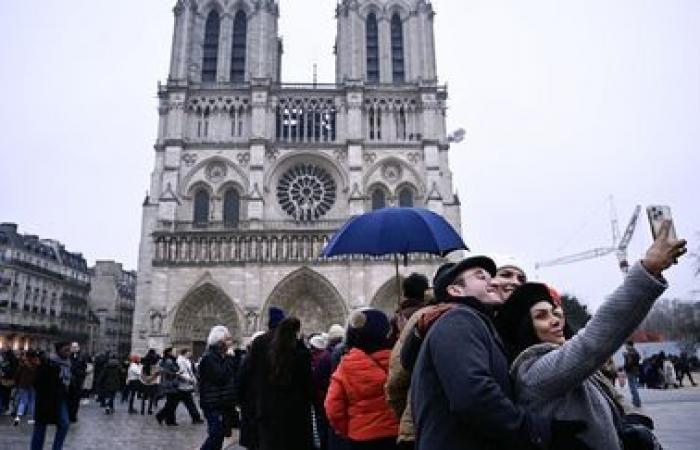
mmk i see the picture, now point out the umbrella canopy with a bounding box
[321,207,467,258]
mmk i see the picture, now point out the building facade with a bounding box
[88,261,136,356]
[132,0,461,354]
[0,223,94,352]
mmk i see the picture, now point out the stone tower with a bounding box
[132,0,461,355]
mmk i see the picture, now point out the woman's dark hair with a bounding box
[268,316,301,385]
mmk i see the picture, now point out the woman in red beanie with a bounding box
[325,308,399,450]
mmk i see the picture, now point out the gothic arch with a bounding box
[262,267,347,335]
[264,151,349,190]
[197,0,224,15]
[359,2,386,21]
[385,1,412,20]
[363,156,425,193]
[180,156,250,199]
[170,282,244,352]
[227,0,253,16]
[371,276,404,318]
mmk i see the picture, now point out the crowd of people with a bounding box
[0,220,693,450]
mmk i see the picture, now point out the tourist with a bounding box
[389,273,429,342]
[624,341,643,406]
[238,306,287,449]
[14,349,40,426]
[325,308,398,450]
[126,355,142,414]
[155,347,181,425]
[676,352,697,387]
[491,255,528,302]
[67,342,87,422]
[199,325,238,450]
[495,222,684,449]
[177,348,204,424]
[140,349,161,415]
[97,353,123,415]
[309,333,330,450]
[405,255,583,450]
[31,342,72,450]
[662,353,679,389]
[0,348,19,415]
[253,316,314,450]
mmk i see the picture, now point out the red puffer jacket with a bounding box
[324,348,399,441]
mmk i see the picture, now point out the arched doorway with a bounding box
[370,276,404,318]
[171,283,241,357]
[263,267,347,334]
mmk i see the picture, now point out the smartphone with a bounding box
[646,205,677,241]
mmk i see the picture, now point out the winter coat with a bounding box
[325,348,398,442]
[177,355,197,392]
[248,334,314,450]
[14,360,37,388]
[409,297,550,450]
[385,304,442,443]
[510,261,666,450]
[158,356,180,395]
[33,355,70,424]
[198,349,238,411]
[69,352,87,391]
[98,359,123,394]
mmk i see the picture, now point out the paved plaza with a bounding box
[0,383,699,450]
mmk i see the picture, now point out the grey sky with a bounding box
[1,0,698,310]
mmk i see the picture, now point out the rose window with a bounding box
[277,164,337,221]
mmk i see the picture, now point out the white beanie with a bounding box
[327,324,345,341]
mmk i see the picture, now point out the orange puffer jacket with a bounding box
[324,348,399,441]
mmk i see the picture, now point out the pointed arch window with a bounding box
[230,11,247,83]
[202,11,220,82]
[366,13,380,83]
[371,188,386,210]
[398,187,414,207]
[194,189,210,225]
[391,14,405,83]
[223,188,240,227]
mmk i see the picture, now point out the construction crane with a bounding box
[535,202,642,275]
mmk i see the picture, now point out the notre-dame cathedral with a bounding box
[132,0,462,354]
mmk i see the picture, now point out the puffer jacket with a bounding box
[325,348,398,442]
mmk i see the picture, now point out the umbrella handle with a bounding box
[395,254,402,307]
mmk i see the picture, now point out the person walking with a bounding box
[0,349,19,415]
[14,349,40,426]
[325,308,399,450]
[31,342,72,450]
[177,348,204,424]
[199,325,238,450]
[676,352,697,387]
[156,347,181,426]
[126,355,142,414]
[623,341,643,407]
[140,349,161,415]
[97,354,123,415]
[495,223,684,450]
[67,342,87,422]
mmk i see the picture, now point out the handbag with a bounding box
[591,373,662,450]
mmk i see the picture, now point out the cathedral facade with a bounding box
[132,0,461,354]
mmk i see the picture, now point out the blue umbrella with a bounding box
[321,207,467,305]
[322,207,467,258]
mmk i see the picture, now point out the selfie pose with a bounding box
[495,221,685,450]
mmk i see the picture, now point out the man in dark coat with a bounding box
[67,342,87,422]
[406,256,584,450]
[31,341,72,450]
[199,325,238,450]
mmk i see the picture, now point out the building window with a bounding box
[366,13,380,83]
[371,188,386,210]
[231,11,247,83]
[391,14,405,83]
[398,187,414,207]
[223,188,240,227]
[202,11,220,82]
[193,189,210,225]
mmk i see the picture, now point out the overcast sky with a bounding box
[1,0,698,310]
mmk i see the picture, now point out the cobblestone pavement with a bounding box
[2,384,699,450]
[0,398,241,450]
[620,382,700,450]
